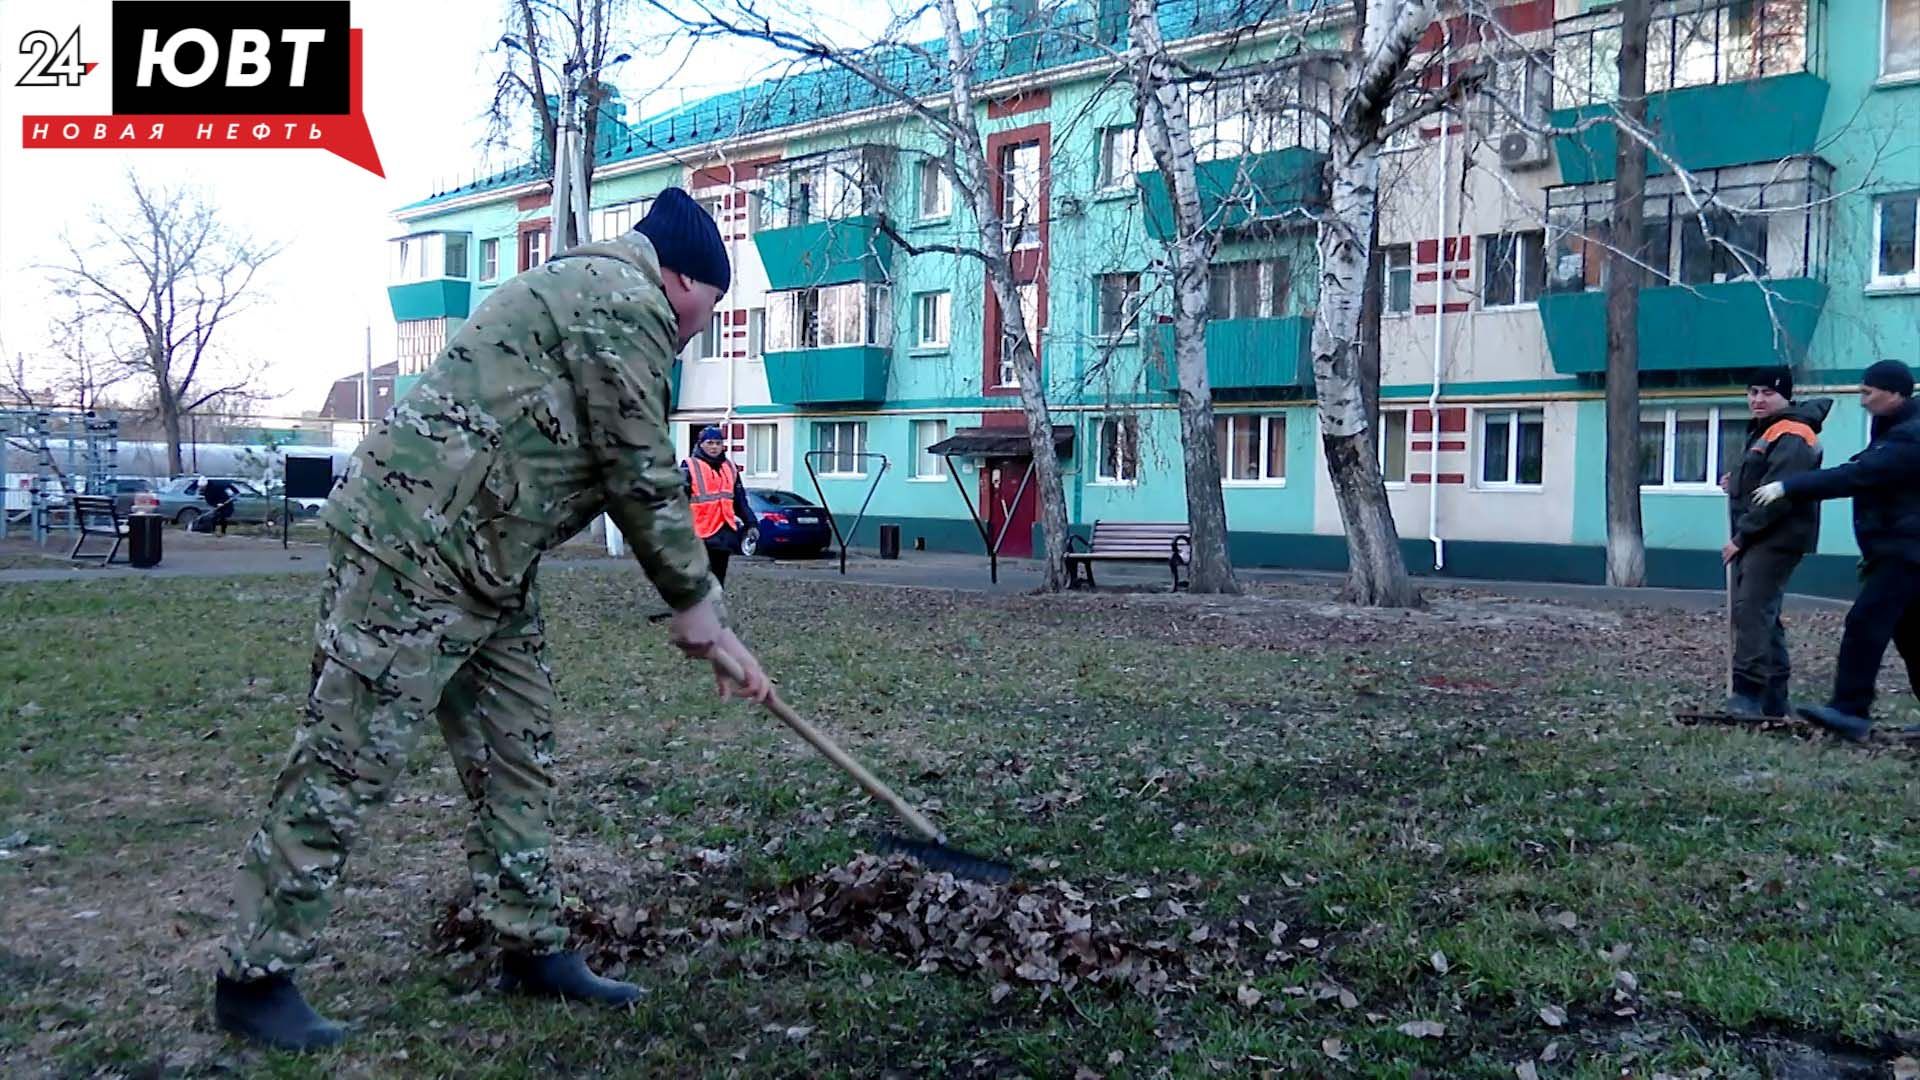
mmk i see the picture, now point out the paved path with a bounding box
[1,534,1849,615]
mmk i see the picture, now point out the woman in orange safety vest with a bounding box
[680,425,757,585]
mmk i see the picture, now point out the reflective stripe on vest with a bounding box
[1761,418,1818,450]
[689,458,741,538]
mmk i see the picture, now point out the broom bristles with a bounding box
[875,833,1015,885]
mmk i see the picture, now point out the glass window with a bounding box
[1096,415,1139,482]
[1215,414,1287,482]
[1100,125,1150,188]
[814,421,867,475]
[1379,410,1409,483]
[1479,409,1546,486]
[1480,231,1547,307]
[917,292,951,348]
[443,234,469,279]
[699,312,723,359]
[1640,406,1746,487]
[911,420,949,479]
[479,238,499,282]
[1000,283,1039,387]
[918,159,951,219]
[747,307,766,359]
[1383,246,1413,314]
[746,423,779,477]
[1000,140,1042,249]
[1096,273,1142,338]
[1874,192,1919,283]
[1887,0,1920,76]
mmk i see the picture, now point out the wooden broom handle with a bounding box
[704,648,946,844]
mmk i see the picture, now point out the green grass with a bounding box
[0,566,1914,1078]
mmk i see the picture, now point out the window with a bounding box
[1000,140,1043,249]
[1480,231,1547,307]
[766,285,892,350]
[1095,415,1140,483]
[396,318,448,375]
[814,421,867,476]
[1872,192,1919,286]
[1678,209,1768,284]
[1639,406,1746,488]
[916,292,951,349]
[1099,125,1151,189]
[1381,100,1419,153]
[1383,245,1413,314]
[1095,272,1143,338]
[1474,52,1552,135]
[1216,413,1287,483]
[699,312,724,360]
[745,423,779,477]
[999,282,1040,387]
[911,420,949,479]
[917,160,952,219]
[1478,409,1546,487]
[1379,409,1410,483]
[1208,259,1290,319]
[746,308,766,359]
[520,228,548,271]
[443,234,469,279]
[480,238,499,282]
[745,192,763,235]
[698,195,725,231]
[1885,0,1920,77]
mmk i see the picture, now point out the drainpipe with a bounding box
[1425,30,1451,573]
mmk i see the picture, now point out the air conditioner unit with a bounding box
[1499,130,1551,171]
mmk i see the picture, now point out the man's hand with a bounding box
[1718,472,1732,495]
[1722,540,1742,564]
[668,594,772,703]
[1751,481,1787,506]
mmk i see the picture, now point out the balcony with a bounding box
[1138,148,1328,240]
[1146,316,1314,393]
[763,345,891,405]
[1539,160,1830,375]
[753,216,895,291]
[1549,0,1827,183]
[387,230,473,319]
[386,279,472,321]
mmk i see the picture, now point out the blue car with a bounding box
[740,489,832,558]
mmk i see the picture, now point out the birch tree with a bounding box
[1602,0,1651,587]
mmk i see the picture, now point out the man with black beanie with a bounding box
[1720,366,1831,718]
[1752,359,1920,740]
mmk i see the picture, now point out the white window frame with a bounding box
[909,419,950,481]
[766,284,893,351]
[1379,408,1411,487]
[699,311,724,361]
[1094,272,1143,341]
[1639,405,1743,492]
[1475,408,1547,490]
[917,159,952,221]
[1098,124,1151,191]
[1383,245,1414,316]
[521,228,548,271]
[744,423,780,478]
[1000,140,1043,251]
[999,282,1039,388]
[1869,190,1920,290]
[814,421,868,477]
[1208,259,1292,320]
[1479,230,1548,309]
[915,291,951,350]
[1093,414,1140,484]
[746,307,766,361]
[1216,413,1288,486]
[1884,0,1920,81]
[479,238,499,282]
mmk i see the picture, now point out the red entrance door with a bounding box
[982,457,1037,559]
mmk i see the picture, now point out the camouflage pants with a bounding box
[223,534,566,979]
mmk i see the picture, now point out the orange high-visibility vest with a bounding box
[688,458,742,539]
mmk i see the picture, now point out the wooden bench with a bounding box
[1063,521,1192,590]
[69,495,128,565]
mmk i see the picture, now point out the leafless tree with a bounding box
[38,173,279,475]
[1603,0,1650,587]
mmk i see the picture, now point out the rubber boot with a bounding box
[213,973,345,1052]
[1724,692,1768,719]
[499,950,643,1006]
[1796,704,1873,743]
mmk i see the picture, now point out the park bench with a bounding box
[1063,520,1192,590]
[69,495,128,565]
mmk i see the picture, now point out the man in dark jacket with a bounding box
[1753,359,1920,740]
[1721,367,1831,718]
[200,477,238,535]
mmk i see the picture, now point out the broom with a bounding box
[707,651,1014,884]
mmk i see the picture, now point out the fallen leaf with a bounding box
[1515,1062,1540,1080]
[1338,987,1359,1009]
[1321,1037,1349,1061]
[1890,1057,1917,1080]
[1397,1020,1446,1038]
[1430,950,1449,974]
[1235,985,1263,1008]
[1614,970,1639,994]
[1549,910,1578,930]
[1539,1005,1567,1027]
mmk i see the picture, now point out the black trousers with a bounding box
[1830,558,1920,719]
[1730,544,1803,710]
[707,545,731,586]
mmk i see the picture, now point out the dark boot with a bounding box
[1796,704,1873,743]
[1724,692,1768,719]
[499,950,643,1006]
[213,973,345,1052]
[1762,681,1792,719]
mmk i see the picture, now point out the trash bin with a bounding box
[878,523,901,560]
[128,513,164,568]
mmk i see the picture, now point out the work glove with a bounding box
[1751,481,1786,506]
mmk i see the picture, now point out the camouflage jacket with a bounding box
[321,231,714,614]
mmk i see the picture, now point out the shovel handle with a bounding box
[703,647,946,845]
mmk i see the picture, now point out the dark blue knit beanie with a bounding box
[635,187,731,295]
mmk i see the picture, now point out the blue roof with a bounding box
[402,0,1316,212]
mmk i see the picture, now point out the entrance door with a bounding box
[982,456,1037,558]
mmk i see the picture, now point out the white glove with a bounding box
[1751,481,1787,506]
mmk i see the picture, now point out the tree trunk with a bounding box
[1310,127,1420,608]
[937,0,1072,590]
[1604,0,1649,588]
[160,390,184,477]
[1129,0,1237,594]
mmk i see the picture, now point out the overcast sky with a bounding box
[0,0,902,418]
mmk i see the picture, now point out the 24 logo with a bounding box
[16,28,97,87]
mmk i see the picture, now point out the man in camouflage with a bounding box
[214,188,770,1051]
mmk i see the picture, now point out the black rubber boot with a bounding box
[1725,692,1768,719]
[1796,704,1873,743]
[499,950,643,1006]
[213,973,345,1052]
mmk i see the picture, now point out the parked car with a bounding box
[134,475,287,527]
[108,477,157,517]
[740,489,831,558]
